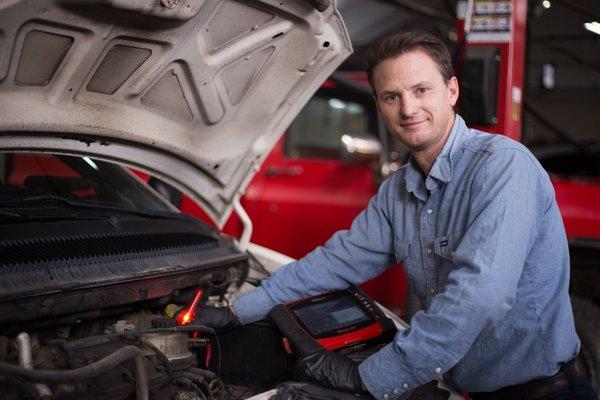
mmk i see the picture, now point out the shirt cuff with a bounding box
[358,343,418,400]
[231,286,277,325]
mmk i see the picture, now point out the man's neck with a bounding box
[412,115,455,175]
[412,151,436,176]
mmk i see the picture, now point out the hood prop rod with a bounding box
[234,198,253,252]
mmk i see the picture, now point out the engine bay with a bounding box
[0,284,398,400]
[0,293,288,400]
[0,170,266,399]
[0,258,399,400]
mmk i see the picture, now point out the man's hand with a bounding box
[296,350,365,394]
[192,305,240,332]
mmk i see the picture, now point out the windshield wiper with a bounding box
[0,210,29,222]
[2,194,194,222]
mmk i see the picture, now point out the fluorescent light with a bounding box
[328,98,346,109]
[542,0,551,9]
[542,64,555,89]
[584,21,600,36]
[341,134,381,155]
[346,103,364,114]
[83,156,98,170]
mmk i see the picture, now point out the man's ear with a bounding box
[447,76,459,107]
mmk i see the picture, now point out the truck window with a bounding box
[285,89,377,160]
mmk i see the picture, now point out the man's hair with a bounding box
[365,30,454,89]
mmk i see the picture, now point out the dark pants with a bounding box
[538,373,597,400]
[470,357,598,400]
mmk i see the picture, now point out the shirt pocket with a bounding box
[395,237,426,298]
[434,233,462,287]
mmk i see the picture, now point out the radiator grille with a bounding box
[0,231,219,268]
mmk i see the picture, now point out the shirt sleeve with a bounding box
[232,175,399,324]
[359,149,552,400]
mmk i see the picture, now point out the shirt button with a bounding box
[402,383,409,389]
[426,208,433,214]
[393,389,399,395]
[430,288,436,294]
[435,367,442,374]
[383,395,389,399]
[427,248,433,255]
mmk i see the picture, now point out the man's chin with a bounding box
[407,142,430,152]
[395,133,431,153]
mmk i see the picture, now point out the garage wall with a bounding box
[524,1,600,146]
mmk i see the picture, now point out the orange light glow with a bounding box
[180,312,193,324]
[175,288,203,326]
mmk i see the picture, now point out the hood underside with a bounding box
[0,0,352,226]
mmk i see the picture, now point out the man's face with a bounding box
[372,50,459,153]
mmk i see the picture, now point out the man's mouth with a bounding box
[400,120,427,128]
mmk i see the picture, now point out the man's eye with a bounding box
[416,87,429,95]
[384,94,398,102]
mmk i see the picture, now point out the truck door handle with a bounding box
[265,165,304,177]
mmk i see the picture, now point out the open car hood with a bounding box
[0,0,352,227]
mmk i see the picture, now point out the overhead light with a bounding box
[82,156,98,170]
[328,98,347,110]
[584,21,600,36]
[542,64,555,89]
[341,134,381,155]
[346,103,364,114]
[542,0,551,9]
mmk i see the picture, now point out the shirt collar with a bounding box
[404,157,422,196]
[404,114,468,195]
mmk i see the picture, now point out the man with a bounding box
[198,31,596,400]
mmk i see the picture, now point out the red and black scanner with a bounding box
[269,286,397,357]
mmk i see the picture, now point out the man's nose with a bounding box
[399,97,417,118]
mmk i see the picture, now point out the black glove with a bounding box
[269,304,323,356]
[193,305,240,332]
[296,350,365,394]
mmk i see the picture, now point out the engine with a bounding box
[0,216,284,399]
[0,292,291,400]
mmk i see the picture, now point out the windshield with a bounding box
[0,152,173,213]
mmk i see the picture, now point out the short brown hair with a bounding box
[366,30,454,89]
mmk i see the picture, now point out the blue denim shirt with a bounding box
[233,115,580,399]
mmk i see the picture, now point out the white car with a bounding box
[0,1,462,399]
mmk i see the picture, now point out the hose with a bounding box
[188,368,224,400]
[188,367,218,380]
[173,377,207,400]
[0,345,149,400]
[16,333,52,398]
[178,372,210,400]
[123,325,215,334]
